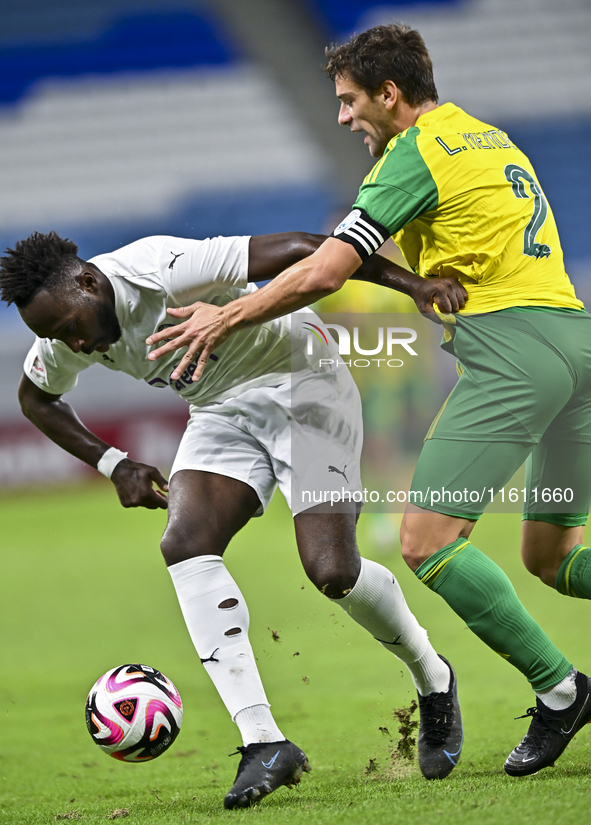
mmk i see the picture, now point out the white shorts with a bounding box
[170,366,363,516]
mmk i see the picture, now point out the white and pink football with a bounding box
[85,663,183,762]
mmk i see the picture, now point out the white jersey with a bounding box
[24,235,317,405]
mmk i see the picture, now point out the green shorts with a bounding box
[410,308,591,524]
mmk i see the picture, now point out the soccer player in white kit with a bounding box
[0,230,465,808]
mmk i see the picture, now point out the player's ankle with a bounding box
[408,648,451,696]
[535,668,577,711]
[234,704,285,746]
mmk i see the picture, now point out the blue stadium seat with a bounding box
[0,10,236,104]
[306,0,462,35]
[507,120,591,268]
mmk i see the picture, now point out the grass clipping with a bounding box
[364,700,419,780]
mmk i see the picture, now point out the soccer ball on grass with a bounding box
[85,663,183,762]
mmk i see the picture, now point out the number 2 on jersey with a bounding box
[504,164,552,260]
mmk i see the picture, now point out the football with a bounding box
[85,663,183,762]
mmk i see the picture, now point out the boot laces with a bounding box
[421,693,455,747]
[514,705,558,750]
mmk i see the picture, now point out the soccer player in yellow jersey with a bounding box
[146,24,591,776]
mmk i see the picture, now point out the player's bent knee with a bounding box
[521,551,540,578]
[399,529,440,572]
[400,542,431,572]
[303,557,360,599]
[160,522,225,567]
[399,515,461,571]
[399,528,427,572]
[521,553,558,588]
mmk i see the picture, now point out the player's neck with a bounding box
[392,100,439,136]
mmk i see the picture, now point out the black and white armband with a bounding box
[331,209,389,262]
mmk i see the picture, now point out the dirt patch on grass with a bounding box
[363,700,420,781]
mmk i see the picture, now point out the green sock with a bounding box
[555,545,591,598]
[416,539,572,691]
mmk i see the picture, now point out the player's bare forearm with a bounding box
[231,249,352,325]
[352,255,420,294]
[352,255,468,315]
[19,374,113,467]
[18,375,168,509]
[248,233,467,314]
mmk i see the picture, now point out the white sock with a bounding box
[234,705,285,747]
[536,668,577,711]
[168,555,284,743]
[331,558,450,696]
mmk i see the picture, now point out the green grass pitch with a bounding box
[1,482,591,824]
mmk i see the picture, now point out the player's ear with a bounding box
[381,80,398,110]
[76,265,99,294]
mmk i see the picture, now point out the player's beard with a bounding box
[96,298,122,346]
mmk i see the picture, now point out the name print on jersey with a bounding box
[436,129,515,156]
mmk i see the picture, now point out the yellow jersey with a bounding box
[352,103,582,314]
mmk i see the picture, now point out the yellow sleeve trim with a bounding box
[365,151,390,185]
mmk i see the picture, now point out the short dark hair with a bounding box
[325,24,438,106]
[0,231,80,308]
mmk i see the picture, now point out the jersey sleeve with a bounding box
[23,337,91,395]
[333,127,438,259]
[159,235,250,306]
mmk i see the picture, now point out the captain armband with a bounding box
[331,208,390,262]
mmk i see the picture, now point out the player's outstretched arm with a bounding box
[352,255,468,315]
[18,375,168,510]
[146,232,467,381]
[246,232,326,281]
[146,237,362,381]
[248,230,467,314]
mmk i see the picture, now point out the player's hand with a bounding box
[146,303,230,383]
[410,276,467,319]
[111,459,169,509]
